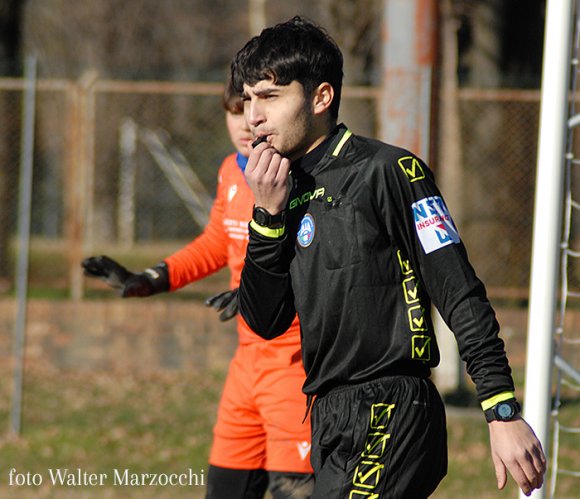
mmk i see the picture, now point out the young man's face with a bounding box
[226,110,253,157]
[242,79,315,162]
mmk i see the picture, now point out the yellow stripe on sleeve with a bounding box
[250,220,285,238]
[480,392,516,411]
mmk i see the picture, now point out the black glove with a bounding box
[205,288,238,321]
[81,255,170,298]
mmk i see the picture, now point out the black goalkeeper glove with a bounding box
[81,255,170,298]
[205,288,238,322]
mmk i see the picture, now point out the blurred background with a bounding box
[0,0,545,297]
[1,1,578,498]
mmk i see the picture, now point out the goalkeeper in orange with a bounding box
[82,80,314,499]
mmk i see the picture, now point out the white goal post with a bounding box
[521,1,575,498]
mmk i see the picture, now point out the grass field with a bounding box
[0,367,218,499]
[0,240,578,497]
[0,365,578,498]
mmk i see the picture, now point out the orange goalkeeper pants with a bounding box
[209,340,313,473]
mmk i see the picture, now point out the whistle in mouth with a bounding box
[252,136,268,148]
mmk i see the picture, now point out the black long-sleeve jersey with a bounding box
[239,124,514,401]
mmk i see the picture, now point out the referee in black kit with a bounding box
[233,16,546,498]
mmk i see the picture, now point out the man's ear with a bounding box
[312,82,334,116]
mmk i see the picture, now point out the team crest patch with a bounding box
[412,196,459,254]
[297,214,315,247]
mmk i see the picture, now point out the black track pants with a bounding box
[310,376,447,499]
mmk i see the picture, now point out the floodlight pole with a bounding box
[521,1,574,498]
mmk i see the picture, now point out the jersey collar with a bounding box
[292,124,351,174]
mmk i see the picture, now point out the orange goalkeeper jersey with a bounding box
[164,153,301,346]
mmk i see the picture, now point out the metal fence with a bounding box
[0,76,540,301]
[458,89,540,297]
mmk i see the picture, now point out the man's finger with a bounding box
[275,157,292,184]
[519,449,545,491]
[205,289,238,321]
[81,255,133,289]
[256,152,290,193]
[533,443,547,474]
[219,297,238,321]
[206,290,233,310]
[492,454,508,490]
[255,146,282,176]
[506,459,534,496]
[245,141,272,176]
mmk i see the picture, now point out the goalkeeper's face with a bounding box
[226,110,253,158]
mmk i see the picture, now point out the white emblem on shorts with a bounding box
[296,441,311,461]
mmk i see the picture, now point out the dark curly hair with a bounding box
[231,16,343,122]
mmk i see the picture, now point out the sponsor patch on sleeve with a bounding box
[412,196,460,254]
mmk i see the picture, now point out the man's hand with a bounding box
[81,255,169,297]
[82,255,132,290]
[205,289,238,321]
[244,141,291,215]
[488,417,546,496]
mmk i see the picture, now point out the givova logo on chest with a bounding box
[289,187,325,210]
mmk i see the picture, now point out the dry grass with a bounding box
[1,365,578,498]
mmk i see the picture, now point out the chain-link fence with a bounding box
[458,89,540,297]
[0,76,540,301]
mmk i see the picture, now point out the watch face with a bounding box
[253,206,285,228]
[255,211,267,225]
[254,207,269,226]
[497,402,515,420]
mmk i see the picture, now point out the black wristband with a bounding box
[484,399,521,422]
[142,262,170,294]
[252,205,286,229]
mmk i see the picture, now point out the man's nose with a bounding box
[246,99,264,127]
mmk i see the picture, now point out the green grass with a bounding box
[1,366,578,498]
[0,233,578,499]
[0,367,222,498]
